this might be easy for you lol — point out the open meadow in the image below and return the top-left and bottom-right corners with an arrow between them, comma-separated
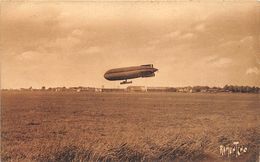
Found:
1,91 -> 260,162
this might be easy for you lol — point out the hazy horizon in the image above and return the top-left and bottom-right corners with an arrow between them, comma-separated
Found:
2,84 -> 260,90
1,1 -> 260,89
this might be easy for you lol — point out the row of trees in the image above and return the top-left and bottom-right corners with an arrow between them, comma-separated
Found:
188,85 -> 260,93
223,85 -> 260,93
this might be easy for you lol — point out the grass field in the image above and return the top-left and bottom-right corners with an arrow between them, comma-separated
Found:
1,91 -> 260,162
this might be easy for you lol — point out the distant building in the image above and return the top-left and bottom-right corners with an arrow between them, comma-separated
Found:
201,89 -> 207,93
207,88 -> 219,93
177,87 -> 192,93
102,88 -> 125,92
147,87 -> 176,92
68,87 -> 95,92
79,87 -> 95,92
20,87 -> 33,91
47,87 -> 54,91
54,87 -> 67,92
127,86 -> 147,92
68,87 -> 79,92
95,88 -> 102,92
165,87 -> 177,92
189,89 -> 197,93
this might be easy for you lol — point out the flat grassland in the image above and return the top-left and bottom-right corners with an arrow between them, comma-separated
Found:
1,91 -> 260,162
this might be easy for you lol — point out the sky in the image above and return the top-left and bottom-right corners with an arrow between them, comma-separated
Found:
1,1 -> 260,89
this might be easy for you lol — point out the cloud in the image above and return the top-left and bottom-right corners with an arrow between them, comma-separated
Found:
204,56 -> 232,68
16,51 -> 41,61
246,67 -> 260,75
181,33 -> 194,39
257,58 -> 260,65
214,58 -> 232,67
205,55 -> 218,62
195,23 -> 205,32
56,36 -> 80,46
83,46 -> 101,54
149,30 -> 195,47
240,36 -> 253,43
165,31 -> 181,39
71,29 -> 83,37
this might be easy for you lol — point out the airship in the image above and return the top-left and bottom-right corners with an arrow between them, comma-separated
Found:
104,64 -> 158,84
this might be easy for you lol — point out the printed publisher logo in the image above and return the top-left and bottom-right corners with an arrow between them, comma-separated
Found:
219,141 -> 247,158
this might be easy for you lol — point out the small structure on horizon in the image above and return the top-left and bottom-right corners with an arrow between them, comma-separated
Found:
147,87 -> 177,92
101,88 -> 125,92
127,86 -> 147,92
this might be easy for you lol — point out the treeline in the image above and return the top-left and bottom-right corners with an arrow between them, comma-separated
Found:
181,85 -> 260,93
223,85 -> 260,93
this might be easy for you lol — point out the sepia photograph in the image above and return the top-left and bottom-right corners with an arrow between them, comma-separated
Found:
1,0 -> 260,161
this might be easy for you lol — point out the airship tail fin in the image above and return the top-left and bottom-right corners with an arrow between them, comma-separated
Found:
141,64 -> 153,68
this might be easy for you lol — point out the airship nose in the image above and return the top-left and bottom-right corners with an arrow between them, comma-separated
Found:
104,72 -> 109,80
